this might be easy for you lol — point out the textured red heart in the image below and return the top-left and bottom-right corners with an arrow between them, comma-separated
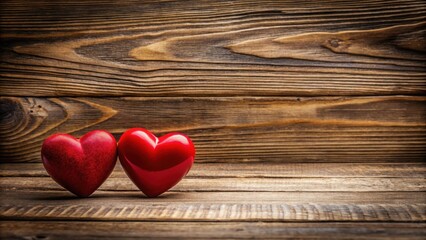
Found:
41,130 -> 117,197
118,128 -> 195,197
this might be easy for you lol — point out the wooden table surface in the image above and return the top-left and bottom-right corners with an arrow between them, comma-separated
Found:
1,0 -> 425,239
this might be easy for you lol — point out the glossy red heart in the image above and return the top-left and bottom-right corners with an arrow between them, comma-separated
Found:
41,130 -> 117,197
118,128 -> 195,197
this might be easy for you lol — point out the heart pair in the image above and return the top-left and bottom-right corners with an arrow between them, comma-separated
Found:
41,128 -> 195,198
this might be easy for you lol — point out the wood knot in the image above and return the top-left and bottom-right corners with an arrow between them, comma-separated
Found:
1,97 -> 25,122
328,38 -> 343,48
0,97 -> 28,139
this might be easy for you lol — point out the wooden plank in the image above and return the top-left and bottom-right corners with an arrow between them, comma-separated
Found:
1,191 -> 424,221
1,0 -> 425,97
2,162 -> 425,178
2,190 -> 423,205
1,176 -> 425,192
1,96 -> 425,163
1,221 -> 426,239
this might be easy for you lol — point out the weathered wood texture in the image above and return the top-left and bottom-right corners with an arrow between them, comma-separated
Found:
3,222 -> 426,240
1,0 -> 426,239
1,163 -> 425,222
3,162 -> 425,178
3,192 -> 424,222
3,161 -> 426,192
0,0 -> 425,97
2,163 -> 426,192
3,176 -> 425,192
1,163 -> 425,221
1,96 -> 425,163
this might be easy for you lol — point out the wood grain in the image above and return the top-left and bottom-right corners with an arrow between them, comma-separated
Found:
228,22 -> 426,65
1,0 -> 426,238
1,96 -> 425,163
1,191 -> 425,222
2,221 -> 426,239
3,176 -> 425,192
1,0 -> 425,97
2,162 -> 425,178
2,190 -> 423,205
1,162 -> 424,222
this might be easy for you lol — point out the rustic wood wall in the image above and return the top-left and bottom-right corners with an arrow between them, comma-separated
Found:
0,0 -> 425,239
1,0 -> 425,163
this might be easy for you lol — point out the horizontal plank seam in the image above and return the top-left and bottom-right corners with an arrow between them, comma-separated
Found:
2,190 -> 424,193
2,219 -> 426,224
3,161 -> 426,164
3,94 -> 426,99
2,176 -> 425,179
1,217 -> 425,223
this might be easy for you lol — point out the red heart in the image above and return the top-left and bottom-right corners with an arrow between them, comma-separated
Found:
41,130 -> 117,197
118,128 -> 195,197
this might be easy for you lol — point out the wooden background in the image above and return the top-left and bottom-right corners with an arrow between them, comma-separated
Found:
0,0 -> 425,239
